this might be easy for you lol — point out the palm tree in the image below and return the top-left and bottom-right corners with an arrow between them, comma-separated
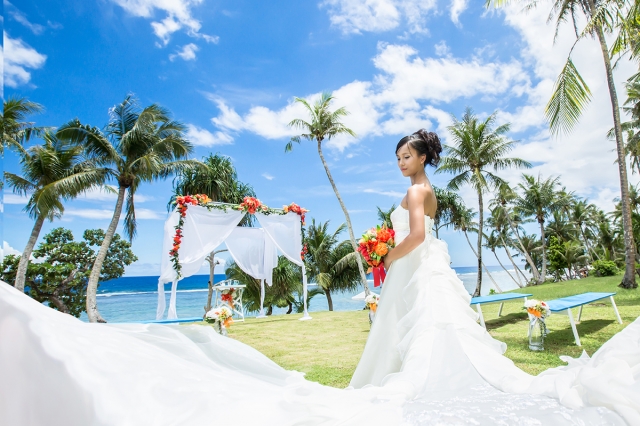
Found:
570,200 -> 600,260
56,95 -> 197,322
376,204 -> 396,229
304,220 -> 360,311
5,132 -> 107,291
487,0 -> 638,289
515,174 -> 571,284
438,108 -> 531,296
484,231 -> 522,287
433,186 -> 464,239
489,185 -> 541,283
1,97 -> 47,154
451,206 -> 502,293
519,231 -> 543,277
227,256 -> 311,315
546,211 -> 575,244
170,153 -> 257,311
486,210 -> 524,287
287,93 -> 370,296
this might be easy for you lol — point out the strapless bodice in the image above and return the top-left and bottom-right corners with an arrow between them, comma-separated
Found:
390,205 -> 434,244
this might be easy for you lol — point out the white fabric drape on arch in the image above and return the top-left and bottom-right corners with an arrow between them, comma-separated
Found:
255,212 -> 310,319
225,227 -> 278,317
157,206 -> 245,320
156,206 -> 309,320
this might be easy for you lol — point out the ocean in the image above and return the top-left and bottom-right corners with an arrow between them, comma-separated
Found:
82,266 -> 529,323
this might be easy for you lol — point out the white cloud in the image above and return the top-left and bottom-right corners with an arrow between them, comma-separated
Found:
262,173 -> 275,180
449,0 -> 468,26
4,32 -> 47,87
434,40 -> 450,57
110,0 -> 218,46
64,208 -> 162,220
3,241 -> 21,257
186,123 -> 233,146
364,188 -> 404,198
77,187 -> 154,203
4,193 -> 29,205
5,1 -> 45,34
320,0 -> 437,35
169,43 -> 199,61
209,42 -> 526,151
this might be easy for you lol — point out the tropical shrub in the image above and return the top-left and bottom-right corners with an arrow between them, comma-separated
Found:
591,260 -> 618,277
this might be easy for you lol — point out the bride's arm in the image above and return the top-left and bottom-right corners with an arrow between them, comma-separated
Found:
384,185 -> 428,268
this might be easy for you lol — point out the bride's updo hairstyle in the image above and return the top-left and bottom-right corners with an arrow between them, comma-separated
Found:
395,129 -> 442,168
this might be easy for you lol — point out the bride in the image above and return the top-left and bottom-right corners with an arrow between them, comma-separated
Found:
1,130 -> 639,425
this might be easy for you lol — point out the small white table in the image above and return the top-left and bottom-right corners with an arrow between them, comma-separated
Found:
213,280 -> 247,322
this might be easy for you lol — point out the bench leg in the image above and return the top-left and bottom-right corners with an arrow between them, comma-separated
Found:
610,296 -> 623,324
578,305 -> 583,322
476,304 -> 486,329
497,302 -> 504,318
567,309 -> 581,346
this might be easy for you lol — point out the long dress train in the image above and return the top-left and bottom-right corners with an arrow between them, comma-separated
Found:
1,205 -> 640,425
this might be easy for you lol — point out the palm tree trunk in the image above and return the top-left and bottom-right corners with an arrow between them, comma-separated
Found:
463,230 -> 501,293
317,140 -> 370,296
580,226 -> 599,261
325,288 -> 333,311
286,302 -> 293,314
14,214 -> 46,292
205,249 -> 227,313
499,235 -> 524,288
86,185 -> 126,323
538,219 -> 547,284
508,220 -> 540,283
474,190 -> 484,297
588,0 -> 637,289
492,249 -> 521,288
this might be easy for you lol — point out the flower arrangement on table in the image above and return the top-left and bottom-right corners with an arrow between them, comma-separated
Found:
365,294 -> 380,313
357,225 -> 395,287
205,306 -> 234,335
523,299 -> 550,350
220,288 -> 236,307
168,194 -> 308,278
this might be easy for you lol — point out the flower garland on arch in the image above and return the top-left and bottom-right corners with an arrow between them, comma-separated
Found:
169,195 -> 308,278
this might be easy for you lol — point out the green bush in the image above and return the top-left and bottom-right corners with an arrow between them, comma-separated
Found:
591,260 -> 618,277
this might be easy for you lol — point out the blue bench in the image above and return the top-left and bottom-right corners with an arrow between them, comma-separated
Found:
132,317 -> 203,324
470,293 -> 533,329
545,292 -> 622,346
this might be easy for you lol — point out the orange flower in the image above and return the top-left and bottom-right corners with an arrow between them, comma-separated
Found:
223,317 -> 233,328
527,308 -> 542,318
370,302 -> 377,313
377,227 -> 392,243
374,243 -> 388,257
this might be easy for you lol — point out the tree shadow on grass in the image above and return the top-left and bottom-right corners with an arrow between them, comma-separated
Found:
546,319 -> 615,344
486,312 -> 528,330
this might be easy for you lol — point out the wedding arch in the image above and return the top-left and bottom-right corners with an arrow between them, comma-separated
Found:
156,195 -> 311,321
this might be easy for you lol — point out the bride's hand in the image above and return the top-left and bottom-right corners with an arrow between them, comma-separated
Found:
383,255 -> 393,270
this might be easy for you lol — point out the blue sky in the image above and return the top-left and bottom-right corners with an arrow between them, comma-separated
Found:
4,0 -> 639,276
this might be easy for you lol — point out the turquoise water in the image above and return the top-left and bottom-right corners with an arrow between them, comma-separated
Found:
83,266 -> 527,323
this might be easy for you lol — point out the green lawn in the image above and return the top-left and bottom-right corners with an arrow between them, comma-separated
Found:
198,274 -> 640,388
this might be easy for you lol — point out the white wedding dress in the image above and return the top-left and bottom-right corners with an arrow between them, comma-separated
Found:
1,205 -> 640,425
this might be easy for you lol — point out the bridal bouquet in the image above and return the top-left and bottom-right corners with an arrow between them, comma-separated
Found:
358,225 -> 395,287
205,306 -> 234,335
365,294 -> 380,313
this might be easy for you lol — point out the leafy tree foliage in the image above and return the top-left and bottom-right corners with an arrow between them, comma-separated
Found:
1,228 -> 137,317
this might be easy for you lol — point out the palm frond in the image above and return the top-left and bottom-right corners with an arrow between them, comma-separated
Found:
545,57 -> 592,136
